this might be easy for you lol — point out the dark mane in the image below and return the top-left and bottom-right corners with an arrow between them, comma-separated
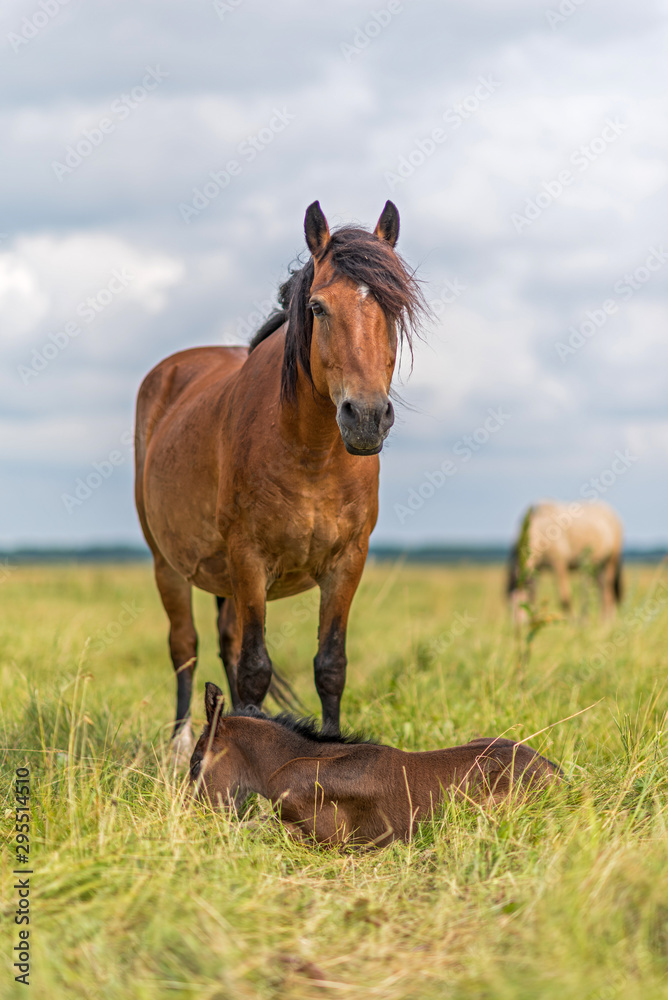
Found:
226,704 -> 380,746
248,225 -> 427,402
247,270 -> 298,352
247,310 -> 287,349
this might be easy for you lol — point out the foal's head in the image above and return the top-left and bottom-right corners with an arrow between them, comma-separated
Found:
255,202 -> 426,455
189,683 -> 253,810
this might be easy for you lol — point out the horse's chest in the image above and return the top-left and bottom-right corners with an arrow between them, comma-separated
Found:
265,495 -> 356,559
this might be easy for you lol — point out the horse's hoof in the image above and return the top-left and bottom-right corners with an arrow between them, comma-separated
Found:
171,720 -> 194,767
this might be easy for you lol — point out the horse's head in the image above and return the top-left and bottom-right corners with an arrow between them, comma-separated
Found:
189,682 -> 249,811
290,201 -> 423,455
507,507 -> 538,622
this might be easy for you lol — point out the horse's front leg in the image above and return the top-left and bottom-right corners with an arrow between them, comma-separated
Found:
230,553 -> 272,709
314,549 -> 367,732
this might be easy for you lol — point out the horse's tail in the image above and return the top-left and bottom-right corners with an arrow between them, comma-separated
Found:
613,557 -> 623,604
267,670 -> 308,714
215,597 -> 306,714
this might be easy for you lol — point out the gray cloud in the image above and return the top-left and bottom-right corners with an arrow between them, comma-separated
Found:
1,0 -> 667,546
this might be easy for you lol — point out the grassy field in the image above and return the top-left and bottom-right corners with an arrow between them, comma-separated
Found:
1,560 -> 667,999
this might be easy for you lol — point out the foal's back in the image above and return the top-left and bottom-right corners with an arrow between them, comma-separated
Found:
270,735 -> 561,845
394,736 -> 559,811
425,736 -> 559,798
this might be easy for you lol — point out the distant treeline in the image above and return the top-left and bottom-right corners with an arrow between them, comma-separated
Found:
369,546 -> 668,565
0,546 -> 152,564
1,544 -> 666,565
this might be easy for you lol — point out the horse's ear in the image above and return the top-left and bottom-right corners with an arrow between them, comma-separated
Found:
304,201 -> 330,257
204,682 -> 225,730
374,200 -> 400,247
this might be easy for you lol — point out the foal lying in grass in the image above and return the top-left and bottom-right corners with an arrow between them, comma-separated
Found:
190,682 -> 561,846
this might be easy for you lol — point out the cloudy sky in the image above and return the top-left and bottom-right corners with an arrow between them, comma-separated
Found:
1,0 -> 667,548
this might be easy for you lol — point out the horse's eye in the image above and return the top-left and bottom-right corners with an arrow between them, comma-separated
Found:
310,301 -> 325,318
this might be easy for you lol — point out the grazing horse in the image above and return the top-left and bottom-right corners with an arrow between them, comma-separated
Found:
135,201 -> 425,757
507,500 -> 623,618
190,682 -> 562,846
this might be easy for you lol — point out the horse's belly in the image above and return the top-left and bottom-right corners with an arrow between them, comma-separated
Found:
143,460 -> 233,592
267,573 -> 317,600
187,552 -> 233,595
180,562 -> 315,601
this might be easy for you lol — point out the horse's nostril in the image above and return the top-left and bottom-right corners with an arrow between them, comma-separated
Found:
339,399 -> 359,427
382,400 -> 395,429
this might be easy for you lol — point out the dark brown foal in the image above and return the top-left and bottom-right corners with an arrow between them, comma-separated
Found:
191,683 -> 562,847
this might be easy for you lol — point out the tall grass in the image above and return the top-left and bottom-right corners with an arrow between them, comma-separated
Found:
1,562 -> 667,998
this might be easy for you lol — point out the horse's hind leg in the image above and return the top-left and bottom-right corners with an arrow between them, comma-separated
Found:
216,597 -> 241,708
554,561 -> 572,614
597,559 -> 617,619
216,596 -> 302,713
228,550 -> 272,708
154,555 -> 198,760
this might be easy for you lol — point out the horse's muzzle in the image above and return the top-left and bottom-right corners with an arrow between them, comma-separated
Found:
337,396 -> 395,455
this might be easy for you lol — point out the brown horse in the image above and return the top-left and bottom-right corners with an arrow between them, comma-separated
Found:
507,500 -> 624,619
135,201 -> 425,757
191,683 -> 562,846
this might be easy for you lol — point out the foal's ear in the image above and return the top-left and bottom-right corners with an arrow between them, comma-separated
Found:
374,200 -> 400,247
304,201 -> 331,257
204,682 -> 225,729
